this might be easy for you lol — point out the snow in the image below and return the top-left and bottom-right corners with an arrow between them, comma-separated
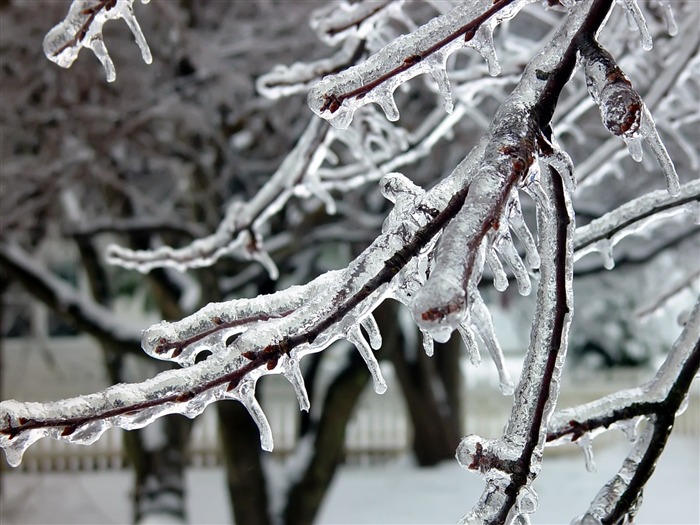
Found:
1,435 -> 697,524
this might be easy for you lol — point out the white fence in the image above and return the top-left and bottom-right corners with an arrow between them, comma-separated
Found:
6,371 -> 699,473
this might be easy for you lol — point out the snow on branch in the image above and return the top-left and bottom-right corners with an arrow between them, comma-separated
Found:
43,0 -> 152,82
0,242 -> 143,352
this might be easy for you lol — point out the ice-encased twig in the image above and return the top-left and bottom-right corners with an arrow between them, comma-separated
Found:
581,39 -> 680,195
43,0 -> 152,83
547,294 -> 700,447
308,0 -> 534,128
574,179 -> 700,267
457,165 -> 575,525
106,117 -> 329,276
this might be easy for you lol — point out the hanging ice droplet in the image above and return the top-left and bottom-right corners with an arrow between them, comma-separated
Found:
421,330 -> 434,357
347,327 -> 387,394
676,392 -> 690,416
594,239 -> 615,270
577,434 -> 597,472
377,92 -> 400,122
623,135 -> 643,162
283,358 -> 310,412
517,486 -> 539,514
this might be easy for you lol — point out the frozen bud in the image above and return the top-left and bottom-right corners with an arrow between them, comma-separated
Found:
583,43 -> 642,139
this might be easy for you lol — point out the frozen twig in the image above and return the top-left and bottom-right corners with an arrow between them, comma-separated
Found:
43,0 -> 152,82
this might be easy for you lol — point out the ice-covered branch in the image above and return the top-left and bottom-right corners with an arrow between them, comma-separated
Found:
0,242 -> 143,353
105,118 -> 331,277
43,0 -> 152,82
549,298 -> 700,524
547,294 -> 700,446
580,36 -> 680,195
308,0 -> 531,128
457,164 -> 574,525
573,179 -> 700,269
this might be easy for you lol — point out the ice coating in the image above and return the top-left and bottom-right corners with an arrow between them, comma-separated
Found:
107,118 -> 330,275
43,0 -> 151,82
582,41 -> 680,196
548,296 -> 700,448
308,0 -> 534,129
621,0 -> 653,50
309,0 -> 405,47
576,420 -> 655,523
574,179 -> 700,266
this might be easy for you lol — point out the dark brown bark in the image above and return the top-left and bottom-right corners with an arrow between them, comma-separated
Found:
375,301 -> 462,466
283,350 -> 371,525
217,401 -> 273,525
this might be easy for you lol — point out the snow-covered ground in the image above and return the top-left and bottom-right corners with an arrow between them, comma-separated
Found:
2,434 -> 697,524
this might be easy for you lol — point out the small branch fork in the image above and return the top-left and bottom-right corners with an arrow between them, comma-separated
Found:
0,181 -> 471,439
52,0 -> 117,58
546,298 -> 700,524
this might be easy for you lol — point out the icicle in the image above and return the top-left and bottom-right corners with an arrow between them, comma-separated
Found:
469,24 -> 500,76
594,239 -> 615,270
493,231 -> 532,296
87,36 -> 116,82
43,0 -> 152,82
538,135 -> 577,193
621,0 -> 653,50
421,330 -> 435,357
282,358 -> 310,412
347,327 -> 387,394
457,324 -> 481,366
486,248 -> 509,292
614,417 -> 641,442
639,107 -> 681,196
246,243 -> 280,281
657,0 -> 678,36
236,379 -> 274,452
577,433 -> 597,472
361,314 -> 383,350
119,0 -> 152,64
506,194 -> 540,270
428,58 -> 454,114
470,294 -> 514,395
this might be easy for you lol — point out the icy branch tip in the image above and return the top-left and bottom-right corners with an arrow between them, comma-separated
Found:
43,0 -> 152,82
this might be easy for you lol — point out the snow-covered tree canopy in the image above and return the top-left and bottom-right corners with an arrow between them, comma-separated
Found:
1,0 -> 698,523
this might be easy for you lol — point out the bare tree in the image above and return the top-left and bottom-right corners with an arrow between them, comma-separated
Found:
1,1 -> 698,524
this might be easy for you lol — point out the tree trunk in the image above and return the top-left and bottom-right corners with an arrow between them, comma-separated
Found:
283,350 -> 370,525
376,301 -> 462,466
217,401 -> 273,525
